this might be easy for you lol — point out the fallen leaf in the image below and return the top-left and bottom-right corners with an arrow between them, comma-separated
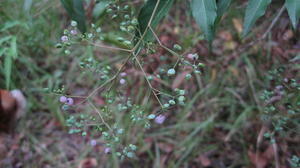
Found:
218,31 -> 233,41
233,19 -> 243,34
78,158 -> 97,168
197,154 -> 211,166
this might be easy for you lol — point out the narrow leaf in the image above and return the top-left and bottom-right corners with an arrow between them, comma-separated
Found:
285,0 -> 300,29
191,0 -> 217,45
92,0 -> 110,19
136,0 -> 174,42
242,0 -> 272,37
0,36 -> 11,45
216,0 -> 232,22
4,50 -> 13,89
61,0 -> 86,33
23,0 -> 33,12
10,36 -> 18,59
0,48 -> 7,58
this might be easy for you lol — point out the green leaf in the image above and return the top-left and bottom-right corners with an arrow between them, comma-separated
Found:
0,36 -> 11,45
285,0 -> 300,29
136,0 -> 174,42
0,48 -> 7,58
23,0 -> 33,12
242,0 -> 272,37
191,0 -> 217,45
0,21 -> 29,32
4,49 -> 13,89
92,0 -> 110,19
10,36 -> 18,59
60,0 -> 86,33
216,0 -> 232,22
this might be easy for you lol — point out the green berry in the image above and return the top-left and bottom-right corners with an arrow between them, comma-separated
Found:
178,96 -> 185,102
163,103 -> 170,108
71,20 -> 77,27
173,44 -> 182,51
179,90 -> 185,95
185,73 -> 192,80
147,114 -> 156,119
167,68 -> 176,76
169,100 -> 176,105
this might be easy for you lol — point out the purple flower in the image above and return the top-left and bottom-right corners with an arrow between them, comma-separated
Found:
61,35 -> 68,42
59,96 -> 67,103
104,147 -> 111,154
187,53 -> 198,60
155,114 -> 166,124
66,97 -> 74,105
275,85 -> 283,90
90,140 -> 97,146
70,30 -> 77,35
120,78 -> 126,85
120,72 -> 127,77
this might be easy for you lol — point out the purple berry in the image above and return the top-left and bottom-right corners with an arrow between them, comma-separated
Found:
120,78 -> 126,84
59,96 -> 67,103
61,35 -> 68,42
90,140 -> 97,146
104,147 -> 111,154
66,98 -> 74,105
155,114 -> 166,124
120,72 -> 127,77
70,30 -> 77,35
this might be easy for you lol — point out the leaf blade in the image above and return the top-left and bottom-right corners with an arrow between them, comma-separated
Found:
242,0 -> 272,37
191,0 -> 217,45
136,0 -> 174,42
285,0 -> 300,29
216,0 -> 232,22
61,0 -> 86,33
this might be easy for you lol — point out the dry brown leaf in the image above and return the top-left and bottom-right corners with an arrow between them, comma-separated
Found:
233,19 -> 243,34
78,158 -> 98,168
157,142 -> 174,153
248,145 -> 274,168
283,29 -> 294,41
197,154 -> 211,167
210,69 -> 217,82
228,66 -> 239,78
218,31 -> 233,41
224,41 -> 237,50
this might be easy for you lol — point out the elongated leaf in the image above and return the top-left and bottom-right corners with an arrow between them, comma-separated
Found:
0,48 -> 7,58
191,0 -> 217,45
0,36 -> 11,45
216,0 -> 232,22
10,36 -> 18,59
136,0 -> 174,42
4,49 -> 13,89
61,0 -> 86,33
285,0 -> 300,29
23,0 -> 32,12
242,0 -> 272,37
92,0 -> 110,19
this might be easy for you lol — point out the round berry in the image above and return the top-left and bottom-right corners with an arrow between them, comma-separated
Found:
59,96 -> 67,103
66,98 -> 74,105
167,68 -> 176,76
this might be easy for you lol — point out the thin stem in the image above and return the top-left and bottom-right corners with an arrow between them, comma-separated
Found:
132,52 -> 164,108
88,100 -> 114,135
131,0 -> 161,52
89,42 -> 132,53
